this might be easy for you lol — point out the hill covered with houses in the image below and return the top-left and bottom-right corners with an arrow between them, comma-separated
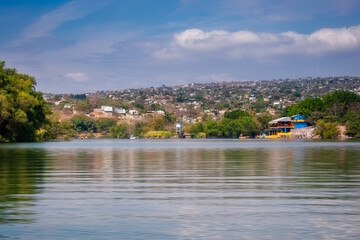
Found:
42,76 -> 360,139
45,76 -> 360,121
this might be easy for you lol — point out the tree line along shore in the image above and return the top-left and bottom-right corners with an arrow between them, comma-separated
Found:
1,61 -> 360,142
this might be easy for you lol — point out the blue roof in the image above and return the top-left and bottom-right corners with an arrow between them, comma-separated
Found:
291,114 -> 307,120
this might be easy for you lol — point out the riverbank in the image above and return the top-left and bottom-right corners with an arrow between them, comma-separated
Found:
63,125 -> 353,140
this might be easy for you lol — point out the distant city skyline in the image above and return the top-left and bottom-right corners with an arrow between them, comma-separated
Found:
1,0 -> 360,93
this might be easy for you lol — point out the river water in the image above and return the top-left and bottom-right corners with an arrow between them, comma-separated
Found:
0,139 -> 360,239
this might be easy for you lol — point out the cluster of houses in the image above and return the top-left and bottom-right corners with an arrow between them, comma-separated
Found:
89,106 -> 166,118
90,106 -> 134,118
44,76 -> 360,124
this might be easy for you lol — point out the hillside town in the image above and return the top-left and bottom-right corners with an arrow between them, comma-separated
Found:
44,76 -> 360,124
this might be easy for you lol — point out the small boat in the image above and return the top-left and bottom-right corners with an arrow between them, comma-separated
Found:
239,135 -> 249,139
130,135 -> 138,140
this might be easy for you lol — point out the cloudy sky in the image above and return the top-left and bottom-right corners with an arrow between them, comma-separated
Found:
1,0 -> 360,93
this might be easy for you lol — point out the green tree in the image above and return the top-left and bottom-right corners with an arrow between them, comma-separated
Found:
71,115 -> 96,132
150,115 -> 166,131
195,93 -> 204,102
286,91 -> 360,121
0,61 -> 51,142
70,94 -> 87,100
75,100 -> 91,113
326,102 -> 346,118
60,119 -> 76,139
224,109 -> 249,119
238,117 -> 259,136
134,122 -> 149,137
255,113 -> 272,130
322,90 -> 360,109
133,103 -> 144,110
316,120 -> 338,139
189,122 -> 205,135
205,120 -> 221,138
219,118 -> 242,138
348,102 -> 360,114
215,103 -> 224,110
307,111 -> 325,125
150,104 -> 161,111
109,124 -> 128,139
164,112 -> 176,124
95,118 -> 116,132
287,97 -> 324,117
344,112 -> 360,138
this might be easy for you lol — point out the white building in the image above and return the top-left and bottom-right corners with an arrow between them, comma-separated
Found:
114,107 -> 126,115
129,109 -> 139,115
155,110 -> 165,115
101,106 -> 113,113
64,104 -> 75,109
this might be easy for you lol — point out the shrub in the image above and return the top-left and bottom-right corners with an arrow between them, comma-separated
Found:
143,131 -> 174,139
195,132 -> 207,138
316,120 -> 338,139
344,112 -> 360,138
95,118 -> 116,132
71,115 -> 96,132
109,124 -> 128,139
189,122 -> 205,135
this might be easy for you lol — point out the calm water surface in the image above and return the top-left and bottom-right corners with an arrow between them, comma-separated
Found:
1,139 -> 360,239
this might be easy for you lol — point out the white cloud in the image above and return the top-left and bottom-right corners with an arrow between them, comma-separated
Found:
174,29 -> 263,50
65,72 -> 89,82
156,25 -> 360,60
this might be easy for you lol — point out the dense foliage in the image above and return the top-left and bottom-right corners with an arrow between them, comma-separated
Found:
316,120 -> 338,139
109,124 -> 128,139
224,109 -> 250,119
183,109 -> 264,138
143,131 -> 174,138
285,90 -> 360,138
61,113 -> 175,139
286,91 -> 360,118
0,62 -> 50,142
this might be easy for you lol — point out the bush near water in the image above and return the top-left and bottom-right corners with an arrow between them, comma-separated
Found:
143,131 -> 174,139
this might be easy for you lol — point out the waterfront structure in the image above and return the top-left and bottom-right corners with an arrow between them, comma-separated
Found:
263,115 -> 308,138
292,114 -> 308,129
176,123 -> 184,138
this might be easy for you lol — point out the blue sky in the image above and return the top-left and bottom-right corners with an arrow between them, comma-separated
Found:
1,0 -> 360,93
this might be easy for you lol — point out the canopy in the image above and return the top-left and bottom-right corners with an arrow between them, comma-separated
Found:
269,117 -> 291,124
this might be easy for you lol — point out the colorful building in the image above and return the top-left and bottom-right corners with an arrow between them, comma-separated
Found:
291,114 -> 308,129
263,115 -> 308,138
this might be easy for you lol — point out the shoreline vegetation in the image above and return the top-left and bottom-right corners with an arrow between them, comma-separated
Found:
1,61 -> 360,142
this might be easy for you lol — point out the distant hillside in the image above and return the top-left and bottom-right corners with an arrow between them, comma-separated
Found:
44,76 -> 360,109
41,77 -> 360,140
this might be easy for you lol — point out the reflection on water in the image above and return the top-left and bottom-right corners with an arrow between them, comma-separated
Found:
0,140 -> 360,239
0,148 -> 46,224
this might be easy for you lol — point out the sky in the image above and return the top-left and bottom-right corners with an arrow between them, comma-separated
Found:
1,0 -> 360,93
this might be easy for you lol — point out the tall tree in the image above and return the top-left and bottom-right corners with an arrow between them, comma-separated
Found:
0,61 -> 50,142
